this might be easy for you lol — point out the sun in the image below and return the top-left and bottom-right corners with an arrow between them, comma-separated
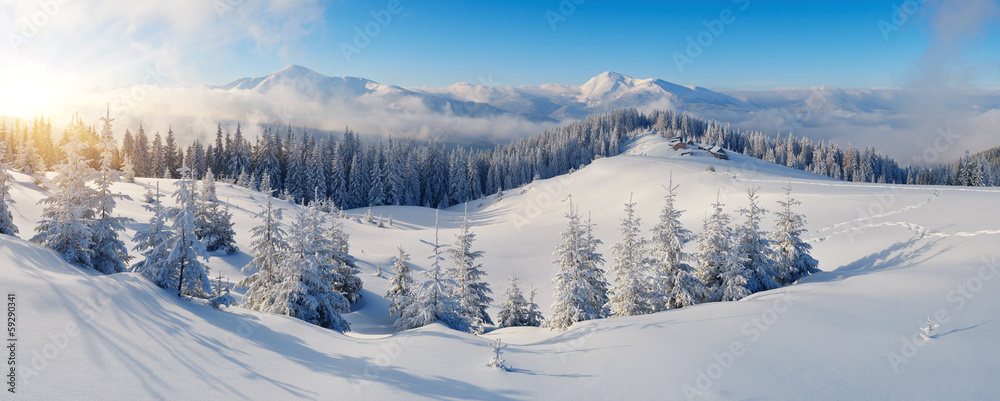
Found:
0,66 -> 82,119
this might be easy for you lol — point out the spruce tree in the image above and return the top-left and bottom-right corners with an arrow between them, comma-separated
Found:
770,181 -> 819,285
549,201 -> 608,330
326,218 -> 363,304
498,274 -> 529,328
607,195 -> 652,317
696,192 -> 734,302
734,187 -> 779,294
32,135 -> 97,267
196,169 -> 238,253
649,178 -> 704,310
90,109 -> 132,274
0,143 -> 18,236
395,211 -> 468,332
447,208 -> 493,330
386,246 -> 415,317
268,203 -> 351,332
239,194 -> 289,312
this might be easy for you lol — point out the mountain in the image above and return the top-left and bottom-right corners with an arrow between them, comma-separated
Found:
216,65 -> 536,122
216,66 -> 756,124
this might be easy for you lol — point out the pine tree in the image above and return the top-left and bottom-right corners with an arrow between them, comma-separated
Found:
196,169 -> 238,253
326,218 -> 363,304
770,181 -> 819,285
549,201 -> 608,330
395,211 -> 468,332
607,195 -> 652,317
90,108 -> 132,274
649,178 -> 704,310
696,192 -> 734,302
0,142 -> 19,236
267,204 -> 351,332
238,193 -> 289,312
447,208 -> 493,331
525,285 -> 544,327
386,246 -> 415,317
135,166 -> 212,297
32,135 -> 97,267
498,274 -> 529,328
734,187 -> 779,294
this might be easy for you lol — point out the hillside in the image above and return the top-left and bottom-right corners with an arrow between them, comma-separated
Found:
4,133 -> 1000,400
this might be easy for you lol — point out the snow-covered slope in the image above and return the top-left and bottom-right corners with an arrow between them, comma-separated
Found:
4,134 -> 1000,399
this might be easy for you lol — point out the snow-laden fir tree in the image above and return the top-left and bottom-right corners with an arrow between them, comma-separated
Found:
132,183 -> 171,275
734,186 -> 779,294
386,246 -> 415,317
696,192 -> 734,302
238,193 -> 288,312
770,181 -> 819,285
718,246 -> 751,302
395,211 -> 468,332
549,201 -> 608,331
0,143 -> 19,237
498,274 -> 541,328
266,203 -> 351,332
121,154 -> 136,183
326,218 -> 363,304
447,208 -> 493,331
90,109 -> 132,274
525,285 -> 544,327
196,169 -> 238,253
649,178 -> 705,310
135,166 -> 212,297
607,195 -> 653,317
32,135 -> 97,267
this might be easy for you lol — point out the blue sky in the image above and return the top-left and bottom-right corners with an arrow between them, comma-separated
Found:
0,0 -> 997,93
225,0 -> 999,89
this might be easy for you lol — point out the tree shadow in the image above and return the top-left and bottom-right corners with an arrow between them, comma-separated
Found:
934,320 -> 993,339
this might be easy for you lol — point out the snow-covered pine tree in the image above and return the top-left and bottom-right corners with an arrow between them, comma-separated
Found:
132,183 -> 172,276
497,274 -> 529,328
196,169 -> 238,253
549,201 -> 608,331
734,186 -> 779,294
770,180 -> 819,285
266,203 -> 351,332
32,134 -> 97,267
696,192 -> 734,302
447,207 -> 493,331
395,211 -> 468,332
649,178 -> 705,310
90,108 -> 132,274
386,246 -> 415,317
156,166 -> 212,297
719,247 -> 751,302
525,285 -> 543,327
326,218 -> 363,304
121,154 -> 136,183
607,195 -> 653,317
238,193 -> 288,311
0,143 -> 19,236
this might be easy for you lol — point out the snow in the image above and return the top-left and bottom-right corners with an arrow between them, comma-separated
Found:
3,133 -> 1000,399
